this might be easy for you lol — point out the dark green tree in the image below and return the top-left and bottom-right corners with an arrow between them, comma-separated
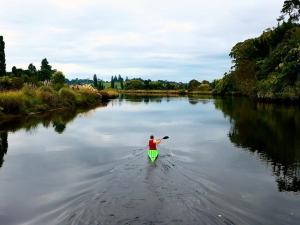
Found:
11,66 -> 17,76
278,0 -> 300,22
93,74 -> 98,88
120,79 -> 124,89
98,80 -> 104,90
188,79 -> 201,91
28,63 -> 37,76
0,36 -> 6,76
0,131 -> 8,168
111,76 -> 115,88
51,71 -> 65,84
118,74 -> 122,82
39,58 -> 53,81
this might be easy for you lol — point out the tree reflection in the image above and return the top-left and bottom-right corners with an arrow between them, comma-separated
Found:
0,132 -> 8,168
0,104 -> 107,169
215,97 -> 300,192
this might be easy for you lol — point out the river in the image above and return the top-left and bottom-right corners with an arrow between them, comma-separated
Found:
0,96 -> 299,225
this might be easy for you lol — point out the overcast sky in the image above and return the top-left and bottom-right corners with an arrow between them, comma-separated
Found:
0,0 -> 283,81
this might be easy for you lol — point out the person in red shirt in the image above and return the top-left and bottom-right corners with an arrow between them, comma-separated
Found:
149,135 -> 161,150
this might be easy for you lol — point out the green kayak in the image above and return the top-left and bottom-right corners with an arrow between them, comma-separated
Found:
148,150 -> 159,162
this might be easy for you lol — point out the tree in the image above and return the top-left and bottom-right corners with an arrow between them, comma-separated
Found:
118,74 -> 122,82
93,74 -> 98,88
111,76 -> 115,88
99,80 -> 105,90
0,36 -> 6,76
12,66 -> 17,76
28,63 -> 37,75
120,79 -> 124,89
125,79 -> 144,89
11,66 -> 24,77
188,79 -> 201,91
0,131 -> 8,168
39,58 -> 53,81
51,71 -> 65,85
278,0 -> 300,22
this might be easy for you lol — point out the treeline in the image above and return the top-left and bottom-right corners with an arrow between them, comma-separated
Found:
67,75 -> 216,93
213,0 -> 300,101
0,36 -> 109,117
124,78 -> 187,90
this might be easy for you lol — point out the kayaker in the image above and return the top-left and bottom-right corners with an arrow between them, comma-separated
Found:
149,135 -> 161,150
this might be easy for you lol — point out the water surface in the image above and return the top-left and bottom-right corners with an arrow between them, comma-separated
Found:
0,96 -> 299,225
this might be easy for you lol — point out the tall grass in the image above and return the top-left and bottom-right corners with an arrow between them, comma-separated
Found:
0,85 -> 103,116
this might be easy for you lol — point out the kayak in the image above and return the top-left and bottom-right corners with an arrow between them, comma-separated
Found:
148,150 -> 159,162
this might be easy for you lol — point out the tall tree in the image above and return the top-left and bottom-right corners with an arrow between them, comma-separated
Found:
118,74 -> 122,82
93,74 -> 98,88
120,79 -> 124,89
0,131 -> 8,168
39,58 -> 52,81
111,76 -> 115,88
98,80 -> 104,90
0,36 -> 6,76
12,66 -> 17,76
28,63 -> 37,76
278,0 -> 300,22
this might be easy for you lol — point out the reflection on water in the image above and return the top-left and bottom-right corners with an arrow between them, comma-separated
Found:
215,97 -> 300,192
0,132 -> 8,168
0,105 -> 106,169
0,96 -> 299,225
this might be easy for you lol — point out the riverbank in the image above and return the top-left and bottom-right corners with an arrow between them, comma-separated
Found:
119,89 -> 213,96
0,86 -> 118,120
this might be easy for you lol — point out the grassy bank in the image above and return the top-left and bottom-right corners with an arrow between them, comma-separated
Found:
99,88 -> 119,100
119,89 -> 213,96
0,85 -> 105,118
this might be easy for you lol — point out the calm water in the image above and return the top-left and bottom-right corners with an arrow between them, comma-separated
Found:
0,96 -> 299,225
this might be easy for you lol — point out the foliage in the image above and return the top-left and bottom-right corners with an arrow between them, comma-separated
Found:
0,36 -> 5,76
215,1 -> 300,101
0,91 -> 24,114
0,85 -> 103,116
188,80 -> 201,91
59,88 -> 76,106
278,0 -> 300,22
39,58 -> 54,81
124,78 -> 187,90
51,71 -> 65,90
0,76 -> 24,90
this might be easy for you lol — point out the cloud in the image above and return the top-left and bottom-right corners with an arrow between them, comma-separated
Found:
0,0 -> 284,81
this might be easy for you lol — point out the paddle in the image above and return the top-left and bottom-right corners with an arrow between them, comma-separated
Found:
161,136 -> 169,140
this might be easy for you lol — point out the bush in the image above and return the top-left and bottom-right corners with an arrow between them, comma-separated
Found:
198,84 -> 211,91
0,76 -> 24,90
59,88 -> 76,106
0,91 -> 25,114
38,86 -> 60,107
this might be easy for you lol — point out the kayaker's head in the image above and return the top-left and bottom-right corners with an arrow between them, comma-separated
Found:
150,135 -> 154,139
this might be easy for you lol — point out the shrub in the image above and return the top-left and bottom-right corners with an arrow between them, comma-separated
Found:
59,87 -> 76,106
0,91 -> 25,114
35,86 -> 60,107
198,84 -> 211,91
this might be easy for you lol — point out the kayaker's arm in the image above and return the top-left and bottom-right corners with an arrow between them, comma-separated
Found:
154,139 -> 161,144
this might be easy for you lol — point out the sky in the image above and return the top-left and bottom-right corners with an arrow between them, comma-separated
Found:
0,0 -> 284,82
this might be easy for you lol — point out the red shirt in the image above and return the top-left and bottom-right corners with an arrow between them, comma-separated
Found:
149,139 -> 157,150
